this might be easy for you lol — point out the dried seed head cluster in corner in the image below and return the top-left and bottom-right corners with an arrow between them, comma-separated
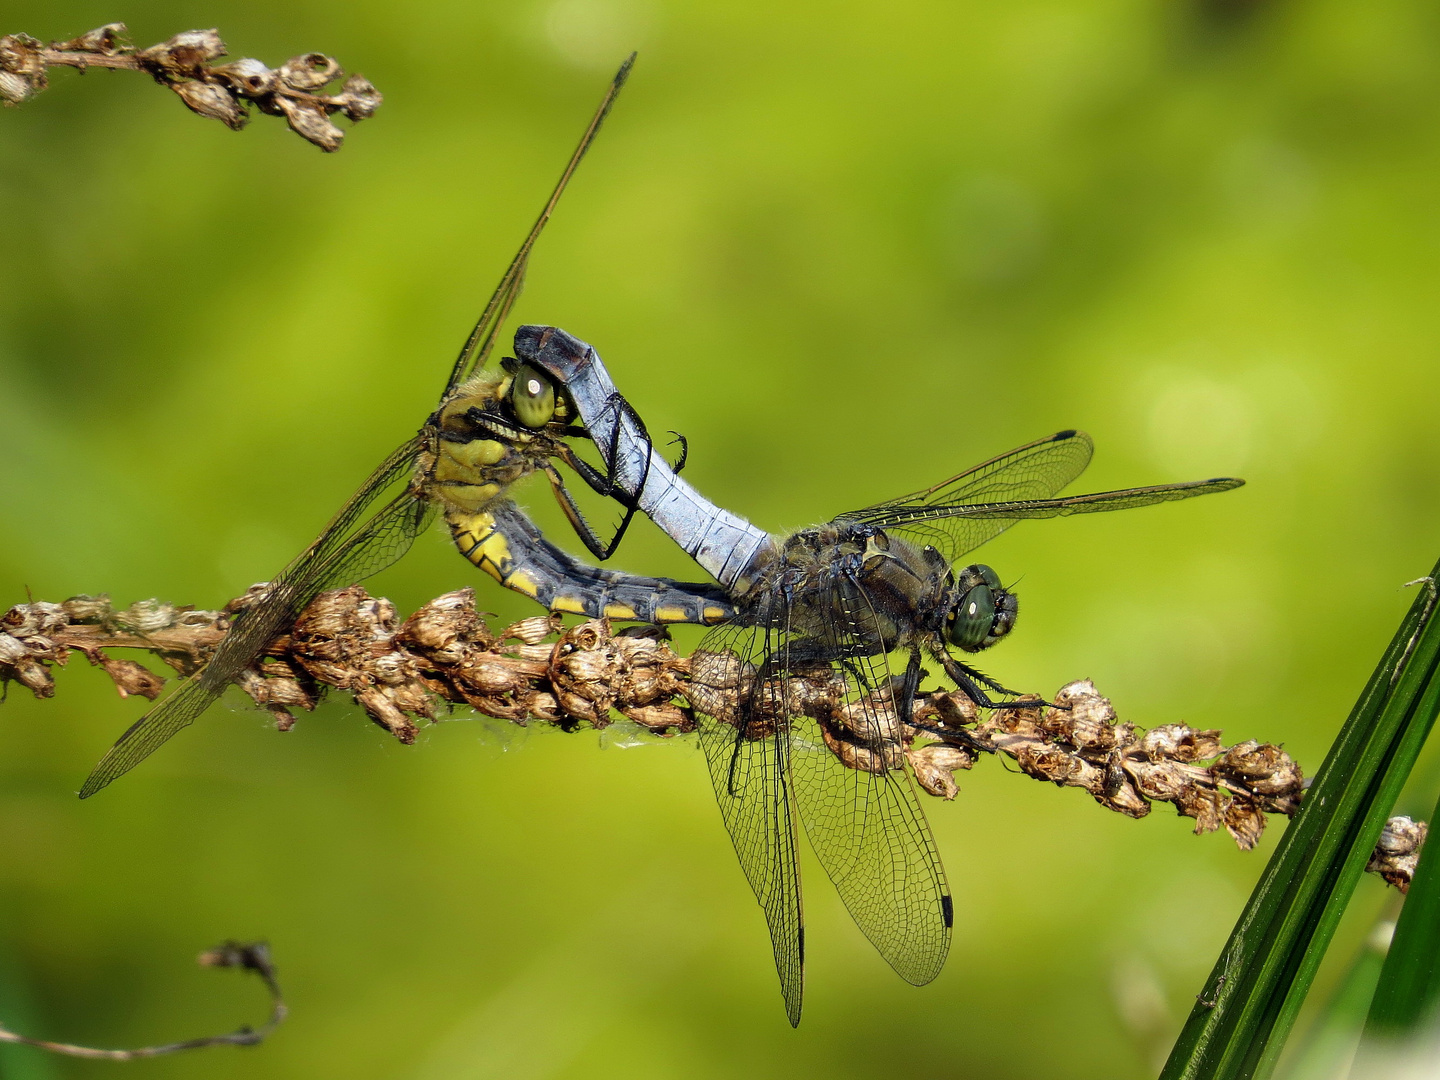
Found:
0,23 -> 380,150
0,587 -> 1420,889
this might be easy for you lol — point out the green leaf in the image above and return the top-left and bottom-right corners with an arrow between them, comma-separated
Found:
1159,567 -> 1440,1080
1280,924 -> 1389,1080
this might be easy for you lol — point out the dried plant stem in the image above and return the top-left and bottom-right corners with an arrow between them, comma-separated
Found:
0,942 -> 284,1060
0,24 -> 380,150
1,586 -> 1424,888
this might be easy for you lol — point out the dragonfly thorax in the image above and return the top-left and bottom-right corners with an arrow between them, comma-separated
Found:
426,368 -> 572,515
750,523 -> 945,654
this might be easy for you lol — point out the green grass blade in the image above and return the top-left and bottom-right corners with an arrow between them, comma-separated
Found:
1363,786 -> 1440,1035
1280,924 -> 1389,1080
1158,564 -> 1440,1080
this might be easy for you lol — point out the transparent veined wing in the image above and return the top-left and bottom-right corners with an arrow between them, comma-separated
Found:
443,55 -> 635,397
691,568 -> 954,1024
841,430 -> 1242,563
690,605 -> 805,1026
78,55 -> 641,798
785,561 -> 951,989
79,435 -> 432,798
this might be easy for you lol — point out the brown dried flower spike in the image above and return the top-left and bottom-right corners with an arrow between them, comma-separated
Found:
0,23 -> 380,150
0,587 -> 1425,891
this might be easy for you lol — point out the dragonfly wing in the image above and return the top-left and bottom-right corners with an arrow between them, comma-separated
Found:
691,613 -> 805,1026
444,56 -> 635,396
841,430 -> 1093,560
847,477 -> 1245,564
79,57 -> 639,798
79,436 -> 431,798
850,430 -> 1094,516
786,570 -> 951,986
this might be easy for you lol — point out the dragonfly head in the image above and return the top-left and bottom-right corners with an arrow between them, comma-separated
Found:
944,564 -> 1017,653
503,358 -> 559,429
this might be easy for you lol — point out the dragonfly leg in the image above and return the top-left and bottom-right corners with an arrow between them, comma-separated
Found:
542,462 -> 636,561
464,407 -> 525,442
899,646 -> 992,751
552,441 -> 635,505
894,649 -> 924,723
934,650 -> 1036,711
556,397 -> 658,510
666,430 -> 688,473
587,391 -> 688,487
906,717 -> 995,755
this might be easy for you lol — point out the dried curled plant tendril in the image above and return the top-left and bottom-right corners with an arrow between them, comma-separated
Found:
0,587 -> 1423,890
0,23 -> 380,150
0,941 -> 284,1060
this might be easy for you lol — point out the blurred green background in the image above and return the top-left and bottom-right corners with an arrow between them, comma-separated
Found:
3,0 -> 1440,1076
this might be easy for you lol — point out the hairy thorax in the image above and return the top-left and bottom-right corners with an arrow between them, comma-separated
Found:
423,369 -> 560,515
743,523 -> 947,654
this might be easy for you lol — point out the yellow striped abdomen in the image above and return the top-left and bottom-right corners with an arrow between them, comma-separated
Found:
447,502 -> 738,626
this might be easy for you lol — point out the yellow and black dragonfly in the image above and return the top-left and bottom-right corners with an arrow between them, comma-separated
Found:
515,325 -> 1244,1025
80,58 -> 732,799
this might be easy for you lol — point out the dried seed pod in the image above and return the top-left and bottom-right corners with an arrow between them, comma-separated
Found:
1175,784 -> 1225,835
1140,723 -> 1224,762
336,73 -> 381,121
55,24 -> 126,54
911,687 -> 980,734
111,599 -> 183,634
211,57 -> 276,97
1097,775 -> 1151,819
277,52 -> 339,90
170,80 -> 247,129
0,33 -> 47,103
1220,740 -> 1304,798
398,589 -> 493,661
0,632 -> 56,696
137,29 -> 226,80
832,685 -> 903,744
60,594 -> 112,621
1014,742 -> 1088,786
503,615 -> 561,645
1223,795 -> 1266,851
1368,816 -> 1429,893
2,600 -> 69,637
1130,758 -> 1193,803
0,70 -> 36,103
622,701 -> 692,732
100,658 -> 166,700
909,742 -> 977,799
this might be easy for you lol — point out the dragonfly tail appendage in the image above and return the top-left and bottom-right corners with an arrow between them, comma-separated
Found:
515,325 -> 774,593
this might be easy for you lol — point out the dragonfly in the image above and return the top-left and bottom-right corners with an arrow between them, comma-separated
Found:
78,57 -> 734,800
514,324 -> 1244,1025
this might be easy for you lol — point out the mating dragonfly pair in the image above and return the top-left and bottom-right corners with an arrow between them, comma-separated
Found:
79,59 -> 1243,1025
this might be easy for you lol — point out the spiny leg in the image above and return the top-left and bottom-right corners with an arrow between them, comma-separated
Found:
542,460 -> 637,561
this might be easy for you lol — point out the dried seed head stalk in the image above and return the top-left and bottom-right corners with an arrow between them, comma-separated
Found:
0,587 -> 1422,889
0,23 -> 380,150
0,939 -> 284,1059
908,680 -> 1305,852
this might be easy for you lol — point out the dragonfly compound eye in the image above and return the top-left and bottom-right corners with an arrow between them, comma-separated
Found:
508,362 -> 556,429
946,563 -> 1017,652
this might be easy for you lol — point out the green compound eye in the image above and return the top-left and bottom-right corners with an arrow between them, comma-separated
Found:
946,563 -> 1015,652
948,581 -> 997,651
509,363 -> 556,429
